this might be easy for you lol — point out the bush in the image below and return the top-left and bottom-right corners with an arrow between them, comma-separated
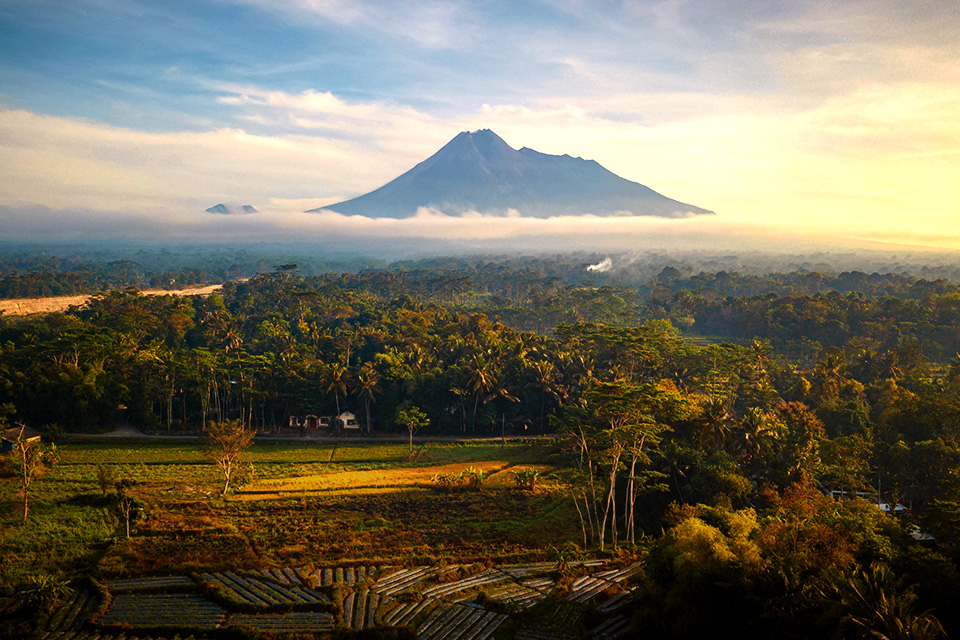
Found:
512,468 -> 540,492
431,467 -> 485,493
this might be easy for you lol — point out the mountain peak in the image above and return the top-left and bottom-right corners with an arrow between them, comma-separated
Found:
206,203 -> 258,215
308,130 -> 712,219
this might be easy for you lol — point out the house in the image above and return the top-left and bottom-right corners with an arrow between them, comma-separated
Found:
290,415 -> 330,430
1,425 -> 42,453
336,412 -> 359,432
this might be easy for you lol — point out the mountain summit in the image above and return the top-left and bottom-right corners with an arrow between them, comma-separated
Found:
308,129 -> 712,218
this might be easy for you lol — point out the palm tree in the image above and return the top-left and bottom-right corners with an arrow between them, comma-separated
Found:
527,359 -> 562,431
836,564 -> 944,640
697,396 -> 734,453
467,353 -> 497,429
322,362 -> 349,416
356,362 -> 380,433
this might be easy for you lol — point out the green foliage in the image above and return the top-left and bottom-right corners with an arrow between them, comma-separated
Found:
95,463 -> 116,496
830,563 -> 945,640
395,405 -> 429,455
431,466 -> 485,493
512,468 -> 540,491
17,574 -> 72,611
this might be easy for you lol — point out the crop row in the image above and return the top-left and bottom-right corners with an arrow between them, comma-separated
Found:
340,589 -> 382,630
372,566 -> 449,596
413,559 -> 607,602
103,576 -> 194,592
252,567 -> 308,585
45,589 -> 96,632
590,614 -> 632,639
421,569 -> 507,599
378,597 -> 441,627
565,562 -> 642,604
312,564 -> 381,587
416,604 -> 508,640
228,611 -> 335,631
98,593 -> 226,628
462,576 -> 555,610
595,590 -> 634,614
498,559 -> 604,578
202,571 -> 329,606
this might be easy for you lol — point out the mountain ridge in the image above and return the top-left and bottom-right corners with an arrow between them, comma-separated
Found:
308,130 -> 712,219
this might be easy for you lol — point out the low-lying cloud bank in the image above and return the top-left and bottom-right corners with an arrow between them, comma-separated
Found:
2,204 -> 957,256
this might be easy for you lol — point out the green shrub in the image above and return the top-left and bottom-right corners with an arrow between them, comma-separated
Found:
512,468 -> 540,492
431,467 -> 485,493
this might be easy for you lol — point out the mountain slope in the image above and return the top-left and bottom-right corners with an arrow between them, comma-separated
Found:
206,204 -> 258,215
308,130 -> 712,219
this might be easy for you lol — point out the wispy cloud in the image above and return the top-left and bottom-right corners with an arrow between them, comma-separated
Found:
229,0 -> 479,50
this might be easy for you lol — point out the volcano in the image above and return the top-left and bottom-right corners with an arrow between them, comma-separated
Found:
308,129 -> 712,219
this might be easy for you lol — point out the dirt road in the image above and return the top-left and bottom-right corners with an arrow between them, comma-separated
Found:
0,284 -> 225,316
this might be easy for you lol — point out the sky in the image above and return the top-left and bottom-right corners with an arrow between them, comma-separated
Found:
1,0 -> 958,251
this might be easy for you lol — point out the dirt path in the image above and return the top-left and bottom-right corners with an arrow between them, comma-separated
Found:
0,283 -> 225,316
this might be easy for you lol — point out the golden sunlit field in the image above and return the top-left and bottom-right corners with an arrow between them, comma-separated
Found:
237,461 -> 553,498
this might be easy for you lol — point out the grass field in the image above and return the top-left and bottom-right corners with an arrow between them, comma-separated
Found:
0,439 -> 577,593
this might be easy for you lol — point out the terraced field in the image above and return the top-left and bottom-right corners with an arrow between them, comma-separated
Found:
44,559 -> 640,639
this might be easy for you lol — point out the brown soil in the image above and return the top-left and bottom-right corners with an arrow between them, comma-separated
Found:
0,284 -> 225,316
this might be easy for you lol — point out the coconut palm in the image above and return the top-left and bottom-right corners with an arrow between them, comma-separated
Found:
322,362 -> 349,416
356,362 -> 380,433
836,564 -> 944,640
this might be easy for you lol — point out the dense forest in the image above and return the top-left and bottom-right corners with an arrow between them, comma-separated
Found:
3,257 -> 960,637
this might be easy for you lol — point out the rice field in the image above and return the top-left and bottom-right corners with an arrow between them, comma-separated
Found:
1,438 -> 629,638
39,558 -> 642,639
238,460 -> 515,497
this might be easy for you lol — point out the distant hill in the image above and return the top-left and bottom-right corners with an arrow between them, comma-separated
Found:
206,204 -> 258,215
308,129 -> 712,219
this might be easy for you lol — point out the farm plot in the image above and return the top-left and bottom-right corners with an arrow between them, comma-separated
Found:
420,561 -> 563,601
513,603 -> 583,640
464,576 -> 555,610
228,611 -> 335,632
416,603 -> 509,640
377,597 -> 442,628
340,589 -> 382,630
372,566 -> 456,597
595,589 -> 635,614
424,560 -> 604,609
312,564 -> 381,587
565,563 -> 642,604
98,593 -> 226,628
590,614 -> 633,639
43,589 -> 97,633
254,566 -> 309,585
104,575 -> 194,592
200,571 -> 330,606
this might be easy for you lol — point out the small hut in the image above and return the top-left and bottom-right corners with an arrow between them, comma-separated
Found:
1,425 -> 42,453
336,412 -> 359,432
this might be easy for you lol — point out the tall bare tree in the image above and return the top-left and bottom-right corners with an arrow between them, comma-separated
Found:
205,419 -> 255,495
